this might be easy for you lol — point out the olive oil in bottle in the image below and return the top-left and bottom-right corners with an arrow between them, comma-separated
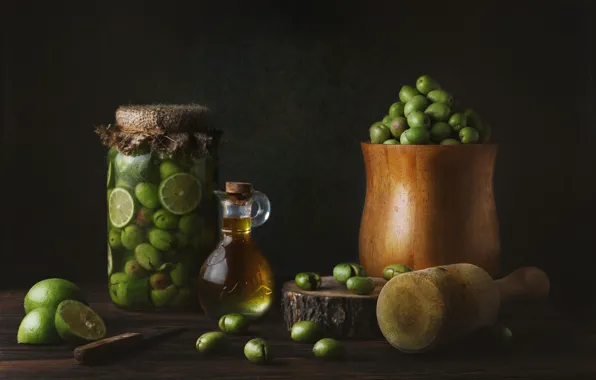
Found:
198,182 -> 274,320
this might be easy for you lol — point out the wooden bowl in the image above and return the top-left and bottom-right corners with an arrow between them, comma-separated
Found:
359,143 -> 500,278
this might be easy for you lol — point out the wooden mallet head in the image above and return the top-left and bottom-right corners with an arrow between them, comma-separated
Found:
376,263 -> 549,353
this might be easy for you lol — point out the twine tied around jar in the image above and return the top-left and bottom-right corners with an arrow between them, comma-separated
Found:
95,104 -> 223,156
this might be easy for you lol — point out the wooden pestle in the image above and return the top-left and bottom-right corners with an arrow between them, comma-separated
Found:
376,263 -> 549,353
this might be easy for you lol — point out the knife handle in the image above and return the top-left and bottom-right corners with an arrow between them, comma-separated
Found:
74,332 -> 145,364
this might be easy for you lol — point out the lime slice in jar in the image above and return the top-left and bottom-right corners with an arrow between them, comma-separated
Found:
158,173 -> 202,215
107,245 -> 113,276
109,188 -> 136,228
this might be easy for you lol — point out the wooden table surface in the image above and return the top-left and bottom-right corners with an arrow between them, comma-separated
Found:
0,284 -> 594,380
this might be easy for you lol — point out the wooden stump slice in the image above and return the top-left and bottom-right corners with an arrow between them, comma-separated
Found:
282,276 -> 386,339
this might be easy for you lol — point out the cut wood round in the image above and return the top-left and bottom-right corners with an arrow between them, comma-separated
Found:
282,276 -> 386,339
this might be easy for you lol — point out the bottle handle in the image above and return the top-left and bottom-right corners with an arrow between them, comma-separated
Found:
251,191 -> 271,228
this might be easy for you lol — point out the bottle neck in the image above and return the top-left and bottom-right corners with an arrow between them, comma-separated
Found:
219,194 -> 254,238
222,217 -> 252,239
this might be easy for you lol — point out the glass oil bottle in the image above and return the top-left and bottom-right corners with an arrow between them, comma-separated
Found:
198,182 -> 274,320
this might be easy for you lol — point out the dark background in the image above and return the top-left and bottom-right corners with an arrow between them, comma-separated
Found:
2,1 -> 594,312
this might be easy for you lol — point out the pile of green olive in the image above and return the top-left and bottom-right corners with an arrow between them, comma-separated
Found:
369,75 -> 491,145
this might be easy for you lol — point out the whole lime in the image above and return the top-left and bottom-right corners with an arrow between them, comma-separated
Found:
17,307 -> 61,344
24,278 -> 84,314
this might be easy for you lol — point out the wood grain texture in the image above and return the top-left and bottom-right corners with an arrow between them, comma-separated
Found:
359,143 -> 500,278
282,276 -> 385,339
0,283 -> 594,379
377,264 -> 501,353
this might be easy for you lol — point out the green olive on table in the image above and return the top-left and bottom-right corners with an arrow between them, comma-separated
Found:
219,313 -> 249,334
244,338 -> 272,364
459,127 -> 480,144
404,95 -> 429,116
398,85 -> 420,103
333,263 -> 366,284
291,321 -> 324,343
346,276 -> 374,295
196,331 -> 230,355
313,338 -> 346,359
416,75 -> 441,95
382,264 -> 413,281
295,272 -> 322,291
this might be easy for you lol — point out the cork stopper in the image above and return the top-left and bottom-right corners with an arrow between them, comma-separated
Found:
226,182 -> 253,195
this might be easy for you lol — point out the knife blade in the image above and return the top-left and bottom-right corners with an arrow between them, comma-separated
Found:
74,326 -> 187,365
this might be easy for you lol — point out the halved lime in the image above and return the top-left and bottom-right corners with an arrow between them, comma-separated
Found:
54,300 -> 107,343
158,173 -> 202,215
109,188 -> 136,228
